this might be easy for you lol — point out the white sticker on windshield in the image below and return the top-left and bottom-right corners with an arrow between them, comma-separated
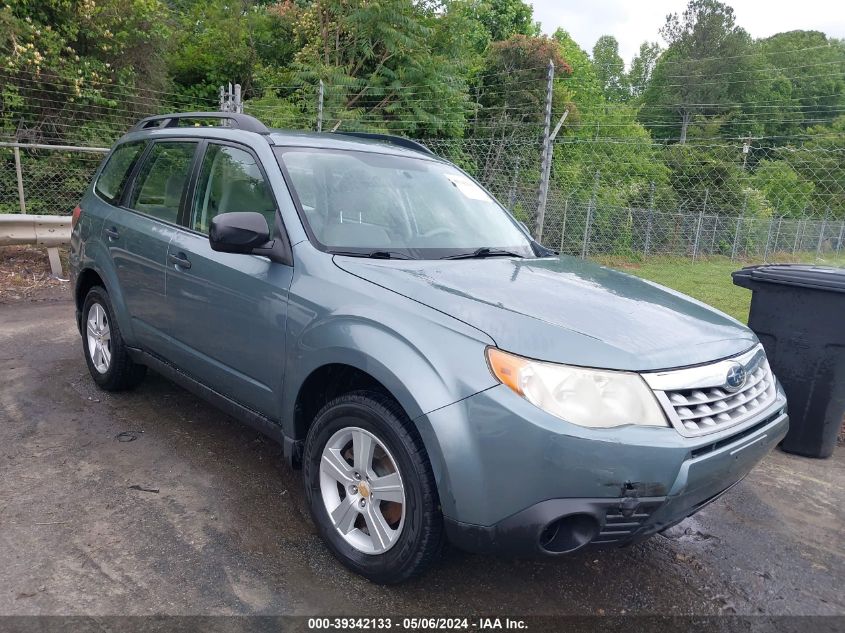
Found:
445,173 -> 488,201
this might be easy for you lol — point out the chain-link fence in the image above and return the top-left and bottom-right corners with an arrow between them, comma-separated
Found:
3,91 -> 844,261
3,137 -> 844,261
1,142 -> 106,216
427,137 -> 845,259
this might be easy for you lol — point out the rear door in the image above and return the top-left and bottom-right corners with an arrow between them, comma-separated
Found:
164,141 -> 292,419
103,139 -> 198,354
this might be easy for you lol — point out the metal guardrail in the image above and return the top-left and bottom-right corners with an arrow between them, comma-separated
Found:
0,214 -> 71,277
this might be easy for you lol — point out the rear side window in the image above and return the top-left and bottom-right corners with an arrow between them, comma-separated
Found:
128,141 -> 196,223
94,142 -> 144,204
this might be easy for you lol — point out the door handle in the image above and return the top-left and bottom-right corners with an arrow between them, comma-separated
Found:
168,252 -> 192,270
104,226 -> 119,240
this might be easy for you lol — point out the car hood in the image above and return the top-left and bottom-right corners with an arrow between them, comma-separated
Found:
334,255 -> 757,372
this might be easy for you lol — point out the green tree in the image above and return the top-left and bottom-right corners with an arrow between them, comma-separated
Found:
641,0 -> 764,143
592,35 -> 628,102
752,160 -> 814,217
759,31 -> 845,136
1,0 -> 172,143
793,115 -> 845,217
626,41 -> 661,99
167,0 -> 289,104
289,0 -> 473,137
468,0 -> 539,42
552,29 -> 603,108
476,35 -> 571,133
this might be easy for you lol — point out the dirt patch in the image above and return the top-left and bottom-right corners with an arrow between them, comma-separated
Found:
0,245 -> 70,303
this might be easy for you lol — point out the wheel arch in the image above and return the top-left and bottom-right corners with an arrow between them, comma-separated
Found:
73,264 -> 135,344
289,355 -> 432,441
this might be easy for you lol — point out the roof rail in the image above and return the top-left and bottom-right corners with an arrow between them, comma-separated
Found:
130,112 -> 270,135
332,131 -> 434,155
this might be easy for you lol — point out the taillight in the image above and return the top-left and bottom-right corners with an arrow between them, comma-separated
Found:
72,205 -> 82,229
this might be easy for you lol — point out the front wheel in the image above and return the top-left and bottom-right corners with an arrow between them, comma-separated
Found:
303,391 -> 443,584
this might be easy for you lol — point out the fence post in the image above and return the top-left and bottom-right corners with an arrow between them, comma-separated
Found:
508,156 -> 521,211
763,218 -> 773,262
234,83 -> 243,113
731,192 -> 747,261
837,220 -> 845,253
817,210 -> 829,254
731,214 -> 742,261
534,59 -> 555,242
581,171 -> 599,259
709,215 -> 719,254
692,188 -> 708,261
13,145 -> 26,213
317,80 -> 324,132
692,211 -> 703,261
559,197 -> 569,254
644,180 -> 655,255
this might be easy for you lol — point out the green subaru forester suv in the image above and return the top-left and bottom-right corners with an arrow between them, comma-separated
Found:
70,112 -> 788,583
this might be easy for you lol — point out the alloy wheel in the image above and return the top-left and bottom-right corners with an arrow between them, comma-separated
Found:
319,426 -> 406,555
86,303 -> 112,374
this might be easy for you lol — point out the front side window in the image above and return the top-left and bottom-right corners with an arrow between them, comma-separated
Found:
95,142 -> 145,204
128,141 -> 196,223
275,148 -> 534,259
191,144 -> 276,236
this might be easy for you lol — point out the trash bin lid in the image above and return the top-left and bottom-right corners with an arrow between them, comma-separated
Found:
733,264 -> 845,293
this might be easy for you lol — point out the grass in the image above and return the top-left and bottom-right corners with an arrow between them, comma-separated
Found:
595,252 -> 845,323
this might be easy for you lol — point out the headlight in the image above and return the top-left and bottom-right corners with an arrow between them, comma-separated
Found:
486,348 -> 668,428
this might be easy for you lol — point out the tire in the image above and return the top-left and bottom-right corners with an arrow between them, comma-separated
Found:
81,286 -> 146,391
303,391 -> 444,584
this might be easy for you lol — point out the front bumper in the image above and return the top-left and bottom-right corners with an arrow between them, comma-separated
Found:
417,384 -> 787,556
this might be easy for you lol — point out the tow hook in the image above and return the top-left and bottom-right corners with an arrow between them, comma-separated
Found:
619,482 -> 641,518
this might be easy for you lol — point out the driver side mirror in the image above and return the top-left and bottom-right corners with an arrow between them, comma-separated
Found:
209,212 -> 272,254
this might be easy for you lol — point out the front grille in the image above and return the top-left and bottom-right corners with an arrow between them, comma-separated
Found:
665,357 -> 776,433
643,345 -> 781,438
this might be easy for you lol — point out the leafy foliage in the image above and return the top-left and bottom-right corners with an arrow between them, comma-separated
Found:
2,0 -> 845,226
592,36 -> 627,103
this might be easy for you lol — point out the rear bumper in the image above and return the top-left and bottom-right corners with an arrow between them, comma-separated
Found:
442,409 -> 788,555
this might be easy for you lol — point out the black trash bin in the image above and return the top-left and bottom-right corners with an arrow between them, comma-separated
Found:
732,264 -> 845,458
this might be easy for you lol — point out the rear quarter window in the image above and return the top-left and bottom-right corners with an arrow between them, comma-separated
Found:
94,142 -> 145,204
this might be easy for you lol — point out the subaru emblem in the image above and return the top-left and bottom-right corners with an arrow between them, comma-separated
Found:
725,363 -> 747,392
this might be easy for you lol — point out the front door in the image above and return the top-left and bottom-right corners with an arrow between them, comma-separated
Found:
105,140 -> 197,354
165,142 -> 292,419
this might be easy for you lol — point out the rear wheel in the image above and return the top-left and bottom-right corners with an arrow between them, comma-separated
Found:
81,286 -> 146,391
303,391 -> 443,584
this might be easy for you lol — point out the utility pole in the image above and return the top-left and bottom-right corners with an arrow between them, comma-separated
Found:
219,83 -> 242,114
317,80 -> 324,132
742,135 -> 750,169
535,59 -> 555,242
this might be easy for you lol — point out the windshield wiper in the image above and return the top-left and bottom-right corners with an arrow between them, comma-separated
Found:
331,250 -> 414,260
441,248 -> 525,260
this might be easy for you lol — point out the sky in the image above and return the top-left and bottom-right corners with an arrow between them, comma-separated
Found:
530,0 -> 845,67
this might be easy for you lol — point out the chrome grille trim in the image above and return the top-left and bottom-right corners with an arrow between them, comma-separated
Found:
642,345 -> 780,437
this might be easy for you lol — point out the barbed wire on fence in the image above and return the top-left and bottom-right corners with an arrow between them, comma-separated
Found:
2,71 -> 844,262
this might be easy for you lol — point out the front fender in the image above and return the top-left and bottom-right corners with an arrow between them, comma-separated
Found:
282,307 -> 496,426
282,248 -> 499,489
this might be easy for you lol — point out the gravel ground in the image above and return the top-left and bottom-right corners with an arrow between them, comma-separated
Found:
0,291 -> 843,618
0,246 -> 68,303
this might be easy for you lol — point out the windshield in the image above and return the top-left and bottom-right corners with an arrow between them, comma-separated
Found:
275,147 -> 535,259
